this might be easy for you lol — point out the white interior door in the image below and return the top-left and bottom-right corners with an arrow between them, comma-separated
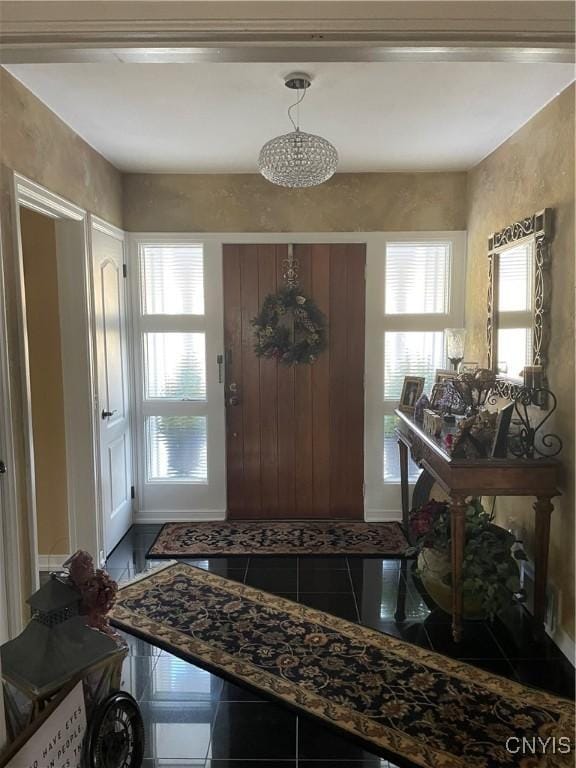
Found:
91,219 -> 133,555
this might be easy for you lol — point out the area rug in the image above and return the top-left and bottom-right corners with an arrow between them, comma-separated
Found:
146,520 -> 409,558
110,562 -> 574,768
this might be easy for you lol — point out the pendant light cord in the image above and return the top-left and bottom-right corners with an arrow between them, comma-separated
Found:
288,87 -> 307,132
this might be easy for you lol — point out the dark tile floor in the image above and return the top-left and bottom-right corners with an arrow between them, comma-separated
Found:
106,524 -> 575,768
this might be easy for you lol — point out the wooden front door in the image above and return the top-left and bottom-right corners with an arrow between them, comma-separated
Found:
223,243 -> 366,519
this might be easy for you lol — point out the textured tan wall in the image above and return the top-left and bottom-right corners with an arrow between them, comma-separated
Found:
0,66 -> 123,622
20,209 -> 70,556
123,171 -> 467,232
465,84 -> 575,642
0,67 -> 122,226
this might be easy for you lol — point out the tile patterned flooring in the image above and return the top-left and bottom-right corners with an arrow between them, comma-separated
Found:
106,524 -> 575,768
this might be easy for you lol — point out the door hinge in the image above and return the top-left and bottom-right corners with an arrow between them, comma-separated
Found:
130,485 -> 135,499
122,263 -> 127,278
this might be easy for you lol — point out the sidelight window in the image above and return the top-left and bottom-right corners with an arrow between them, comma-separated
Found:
130,235 -> 226,517
137,243 -> 208,485
382,239 -> 465,483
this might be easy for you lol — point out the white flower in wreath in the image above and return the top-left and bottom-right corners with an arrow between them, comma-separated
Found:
265,326 -> 274,336
296,295 -> 307,305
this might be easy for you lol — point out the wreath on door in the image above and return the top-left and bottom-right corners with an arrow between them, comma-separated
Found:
252,285 -> 327,366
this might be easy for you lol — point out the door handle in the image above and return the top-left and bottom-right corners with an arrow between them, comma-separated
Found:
228,396 -> 240,407
101,409 -> 118,420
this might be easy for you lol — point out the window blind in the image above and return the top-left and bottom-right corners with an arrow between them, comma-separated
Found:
497,327 -> 532,377
385,243 -> 450,314
383,415 -> 421,483
146,415 -> 208,483
498,242 -> 533,313
144,332 -> 206,401
141,245 -> 205,315
384,331 -> 445,401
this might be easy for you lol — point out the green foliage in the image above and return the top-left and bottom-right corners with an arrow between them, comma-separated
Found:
412,498 -> 527,620
252,286 -> 327,366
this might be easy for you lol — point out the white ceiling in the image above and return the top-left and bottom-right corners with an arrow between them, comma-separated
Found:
6,62 -> 574,173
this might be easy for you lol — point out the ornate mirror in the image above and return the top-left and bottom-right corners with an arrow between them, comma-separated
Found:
487,209 -> 551,382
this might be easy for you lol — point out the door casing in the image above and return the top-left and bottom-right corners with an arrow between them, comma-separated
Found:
7,174 -> 106,603
125,231 -> 463,523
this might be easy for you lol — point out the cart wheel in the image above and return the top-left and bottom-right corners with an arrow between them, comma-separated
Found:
83,691 -> 144,768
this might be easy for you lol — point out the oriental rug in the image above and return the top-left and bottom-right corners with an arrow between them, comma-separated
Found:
110,562 -> 574,768
146,520 -> 409,558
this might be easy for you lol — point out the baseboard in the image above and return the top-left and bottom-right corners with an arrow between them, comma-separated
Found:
549,624 -> 576,667
134,510 -> 227,524
137,509 -> 403,524
364,509 -> 402,522
38,554 -> 71,571
520,559 -> 575,667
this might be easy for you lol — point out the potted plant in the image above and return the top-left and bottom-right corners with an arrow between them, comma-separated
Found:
407,498 -> 527,620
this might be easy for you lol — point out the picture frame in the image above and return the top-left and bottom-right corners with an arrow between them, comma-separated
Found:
459,361 -> 479,374
435,369 -> 456,384
491,402 -> 515,458
429,383 -> 444,409
399,376 -> 425,414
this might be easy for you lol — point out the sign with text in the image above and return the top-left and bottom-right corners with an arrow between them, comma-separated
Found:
6,682 -> 86,768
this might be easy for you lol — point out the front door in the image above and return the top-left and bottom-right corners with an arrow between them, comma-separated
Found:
223,243 -> 366,519
91,220 -> 133,555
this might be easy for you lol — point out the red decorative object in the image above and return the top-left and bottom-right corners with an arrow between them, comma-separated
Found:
408,500 -> 448,542
65,551 -> 118,634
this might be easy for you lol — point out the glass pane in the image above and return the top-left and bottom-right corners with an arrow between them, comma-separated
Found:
146,416 -> 208,482
141,244 -> 204,315
383,415 -> 421,483
144,333 -> 206,401
498,242 -> 533,312
497,327 -> 532,377
384,331 -> 445,401
385,243 -> 449,314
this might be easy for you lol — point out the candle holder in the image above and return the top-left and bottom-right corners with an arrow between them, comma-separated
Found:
445,328 -> 467,372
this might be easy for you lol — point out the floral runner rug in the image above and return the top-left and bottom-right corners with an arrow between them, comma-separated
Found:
146,520 -> 409,558
110,562 -> 574,768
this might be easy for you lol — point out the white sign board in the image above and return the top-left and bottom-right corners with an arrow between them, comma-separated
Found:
6,682 -> 86,768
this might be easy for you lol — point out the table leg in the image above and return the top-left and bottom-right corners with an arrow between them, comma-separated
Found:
450,495 -> 466,642
398,440 -> 410,533
533,496 -> 553,628
395,558 -> 407,623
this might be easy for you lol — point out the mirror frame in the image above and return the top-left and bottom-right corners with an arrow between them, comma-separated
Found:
487,208 -> 552,381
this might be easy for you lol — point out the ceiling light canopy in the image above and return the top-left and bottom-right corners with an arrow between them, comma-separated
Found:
258,73 -> 338,189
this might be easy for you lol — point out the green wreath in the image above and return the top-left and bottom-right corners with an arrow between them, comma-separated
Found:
252,286 -> 327,366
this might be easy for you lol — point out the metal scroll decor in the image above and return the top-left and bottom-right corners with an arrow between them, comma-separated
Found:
487,209 -> 551,375
507,387 -> 562,459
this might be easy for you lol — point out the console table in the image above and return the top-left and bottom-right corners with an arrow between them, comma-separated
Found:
395,409 -> 561,642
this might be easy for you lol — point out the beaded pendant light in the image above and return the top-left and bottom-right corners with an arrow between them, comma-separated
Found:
258,73 -> 338,188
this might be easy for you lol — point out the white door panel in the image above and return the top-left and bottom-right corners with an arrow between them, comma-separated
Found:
92,222 -> 133,554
